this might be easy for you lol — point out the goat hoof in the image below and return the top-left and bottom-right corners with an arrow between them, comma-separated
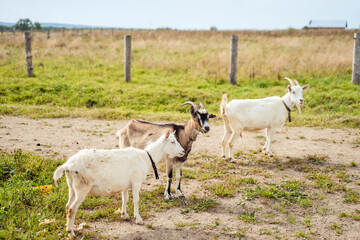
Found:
67,230 -> 75,239
136,218 -> 144,225
176,193 -> 186,199
164,193 -> 173,201
121,213 -> 129,220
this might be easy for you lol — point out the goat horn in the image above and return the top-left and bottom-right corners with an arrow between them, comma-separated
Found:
284,77 -> 295,86
182,101 -> 199,110
293,79 -> 300,85
199,102 -> 205,110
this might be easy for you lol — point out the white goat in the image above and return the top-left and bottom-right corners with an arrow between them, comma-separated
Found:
220,78 -> 310,158
53,130 -> 184,238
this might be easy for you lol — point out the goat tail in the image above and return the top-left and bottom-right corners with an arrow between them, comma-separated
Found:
53,163 -> 68,187
220,94 -> 228,117
220,94 -> 230,132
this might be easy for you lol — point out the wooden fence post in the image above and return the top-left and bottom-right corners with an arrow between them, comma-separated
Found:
229,35 -> 238,85
47,29 -> 50,39
352,33 -> 360,85
124,35 -> 132,82
12,27 -> 15,38
24,31 -> 33,77
62,27 -> 65,37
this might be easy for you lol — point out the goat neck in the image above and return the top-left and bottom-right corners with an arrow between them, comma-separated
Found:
180,118 -> 199,147
281,92 -> 295,110
144,135 -> 166,165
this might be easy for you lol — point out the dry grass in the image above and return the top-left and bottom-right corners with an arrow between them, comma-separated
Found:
1,29 -> 355,80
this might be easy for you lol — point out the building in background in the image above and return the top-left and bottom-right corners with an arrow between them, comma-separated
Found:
307,20 -> 348,29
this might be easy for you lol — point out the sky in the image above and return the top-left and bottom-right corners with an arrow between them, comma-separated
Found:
1,0 -> 360,30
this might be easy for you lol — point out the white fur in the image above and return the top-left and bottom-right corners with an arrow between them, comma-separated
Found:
221,78 -> 309,158
53,131 -> 184,238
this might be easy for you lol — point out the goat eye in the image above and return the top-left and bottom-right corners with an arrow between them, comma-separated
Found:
292,91 -> 295,94
171,141 -> 175,144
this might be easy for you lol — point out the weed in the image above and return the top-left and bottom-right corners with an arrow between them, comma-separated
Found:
343,189 -> 360,203
306,154 -> 327,165
236,229 -> 246,237
339,210 -> 360,221
237,211 -> 257,223
331,223 -> 343,234
296,231 -> 309,239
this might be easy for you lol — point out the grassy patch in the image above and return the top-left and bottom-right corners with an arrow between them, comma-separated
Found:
237,211 -> 257,223
1,30 -> 359,128
206,177 -> 246,197
343,189 -> 360,203
0,150 -> 68,239
339,210 -> 360,221
243,180 -> 307,204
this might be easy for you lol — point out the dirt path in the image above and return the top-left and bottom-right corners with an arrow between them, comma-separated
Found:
1,116 -> 359,239
1,116 -> 358,164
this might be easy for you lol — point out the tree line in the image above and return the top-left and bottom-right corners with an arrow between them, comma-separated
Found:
0,18 -> 42,32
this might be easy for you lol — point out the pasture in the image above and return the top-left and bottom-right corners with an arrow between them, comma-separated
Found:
0,29 -> 360,239
0,29 -> 359,127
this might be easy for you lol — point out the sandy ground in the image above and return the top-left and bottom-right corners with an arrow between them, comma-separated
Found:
1,116 -> 359,239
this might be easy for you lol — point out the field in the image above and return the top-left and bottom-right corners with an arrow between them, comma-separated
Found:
0,29 -> 359,127
0,29 -> 360,239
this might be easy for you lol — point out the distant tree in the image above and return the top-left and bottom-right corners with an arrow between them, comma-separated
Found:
0,25 -> 5,33
14,18 -> 33,31
210,26 -> 218,31
34,22 -> 41,30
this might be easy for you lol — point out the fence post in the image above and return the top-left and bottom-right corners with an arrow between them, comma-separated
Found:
12,27 -> 15,38
229,35 -> 238,85
124,35 -> 132,82
62,27 -> 65,37
47,29 -> 50,39
89,28 -> 92,36
352,33 -> 360,85
24,31 -> 33,77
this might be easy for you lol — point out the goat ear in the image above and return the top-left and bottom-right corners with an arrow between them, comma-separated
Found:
287,85 -> 292,92
165,130 -> 170,139
190,107 -> 197,118
302,84 -> 310,91
209,113 -> 216,118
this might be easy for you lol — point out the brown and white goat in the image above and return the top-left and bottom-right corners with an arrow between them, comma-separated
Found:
116,101 -> 216,200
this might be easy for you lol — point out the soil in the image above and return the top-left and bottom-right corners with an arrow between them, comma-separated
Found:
1,116 -> 359,240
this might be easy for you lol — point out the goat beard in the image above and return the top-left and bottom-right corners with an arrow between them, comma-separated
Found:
296,103 -> 302,114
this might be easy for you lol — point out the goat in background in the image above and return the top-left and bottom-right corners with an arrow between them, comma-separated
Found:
220,77 -> 310,159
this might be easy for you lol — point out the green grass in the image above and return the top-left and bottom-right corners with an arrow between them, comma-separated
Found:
242,181 -> 308,204
0,150 -> 68,239
237,211 -> 257,223
1,30 -> 359,128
